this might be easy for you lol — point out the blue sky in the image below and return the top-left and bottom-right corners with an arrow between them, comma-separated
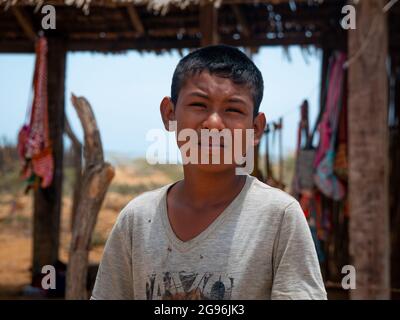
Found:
0,46 -> 321,161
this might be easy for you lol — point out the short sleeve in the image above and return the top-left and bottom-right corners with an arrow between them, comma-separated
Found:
271,201 -> 327,300
90,209 -> 134,300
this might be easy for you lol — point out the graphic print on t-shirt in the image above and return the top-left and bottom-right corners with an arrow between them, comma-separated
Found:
146,271 -> 235,300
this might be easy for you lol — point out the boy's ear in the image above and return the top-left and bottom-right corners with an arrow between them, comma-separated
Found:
160,96 -> 176,131
253,112 -> 266,146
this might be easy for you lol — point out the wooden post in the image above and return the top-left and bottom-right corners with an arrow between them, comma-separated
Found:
66,95 -> 115,300
199,0 -> 219,46
64,117 -> 83,231
32,38 -> 66,281
348,0 -> 390,299
390,54 -> 400,297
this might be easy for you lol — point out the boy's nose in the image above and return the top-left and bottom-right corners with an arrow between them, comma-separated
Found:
201,112 -> 226,131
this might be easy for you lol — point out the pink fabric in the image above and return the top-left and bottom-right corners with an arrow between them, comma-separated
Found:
314,53 -> 346,167
313,52 -> 346,201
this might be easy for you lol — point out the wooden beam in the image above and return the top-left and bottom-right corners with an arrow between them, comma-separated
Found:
126,4 -> 145,36
3,29 -> 198,44
0,39 -> 34,52
11,7 -> 36,41
231,4 -> 250,38
67,38 -> 199,52
348,0 -> 390,299
223,0 -> 310,3
32,38 -> 66,281
4,0 -> 311,7
222,31 -> 345,47
0,29 -> 347,53
199,0 -> 219,46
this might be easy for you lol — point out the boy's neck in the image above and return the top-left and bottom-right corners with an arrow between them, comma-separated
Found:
178,168 -> 247,209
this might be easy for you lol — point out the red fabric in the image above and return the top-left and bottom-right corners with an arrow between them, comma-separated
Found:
17,37 -> 53,189
32,146 -> 53,188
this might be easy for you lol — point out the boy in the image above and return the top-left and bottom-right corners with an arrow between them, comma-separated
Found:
91,45 -> 327,300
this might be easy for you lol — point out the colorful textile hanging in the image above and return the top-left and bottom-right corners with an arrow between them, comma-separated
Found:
17,37 -> 54,192
289,51 -> 350,272
314,52 -> 346,201
334,87 -> 348,182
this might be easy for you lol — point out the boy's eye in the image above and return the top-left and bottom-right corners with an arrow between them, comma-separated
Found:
226,107 -> 243,114
189,102 -> 207,108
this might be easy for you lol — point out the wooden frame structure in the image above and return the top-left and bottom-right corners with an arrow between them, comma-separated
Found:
1,0 -> 349,52
0,0 -> 399,299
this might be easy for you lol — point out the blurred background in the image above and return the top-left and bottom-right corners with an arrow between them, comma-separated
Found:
0,0 -> 399,300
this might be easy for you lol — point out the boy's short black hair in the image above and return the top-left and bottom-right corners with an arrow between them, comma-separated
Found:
171,44 -> 264,117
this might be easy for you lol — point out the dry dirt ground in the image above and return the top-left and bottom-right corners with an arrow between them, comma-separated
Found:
0,162 -> 179,299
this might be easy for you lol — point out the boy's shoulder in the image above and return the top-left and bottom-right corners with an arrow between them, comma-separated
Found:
244,177 -> 305,229
247,176 -> 299,212
117,182 -> 173,220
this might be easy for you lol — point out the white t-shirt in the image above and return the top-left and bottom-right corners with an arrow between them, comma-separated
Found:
91,175 -> 327,300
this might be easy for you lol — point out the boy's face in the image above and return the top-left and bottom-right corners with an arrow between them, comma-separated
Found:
161,71 -> 266,173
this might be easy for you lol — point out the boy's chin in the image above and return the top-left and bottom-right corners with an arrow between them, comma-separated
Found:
189,163 -> 238,174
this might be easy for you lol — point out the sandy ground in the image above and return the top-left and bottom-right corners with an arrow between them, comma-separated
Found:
0,164 -> 175,299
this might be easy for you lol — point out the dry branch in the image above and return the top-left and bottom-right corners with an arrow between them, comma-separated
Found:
65,94 -> 115,300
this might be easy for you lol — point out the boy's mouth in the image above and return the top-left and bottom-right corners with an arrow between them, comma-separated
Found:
198,141 -> 225,148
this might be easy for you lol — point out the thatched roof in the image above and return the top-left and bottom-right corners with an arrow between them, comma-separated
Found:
1,0 -> 397,54
2,0 -> 205,14
1,0 -> 312,14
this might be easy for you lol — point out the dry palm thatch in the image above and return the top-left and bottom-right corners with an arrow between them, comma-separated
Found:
0,0 -> 321,14
3,0 -> 213,14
